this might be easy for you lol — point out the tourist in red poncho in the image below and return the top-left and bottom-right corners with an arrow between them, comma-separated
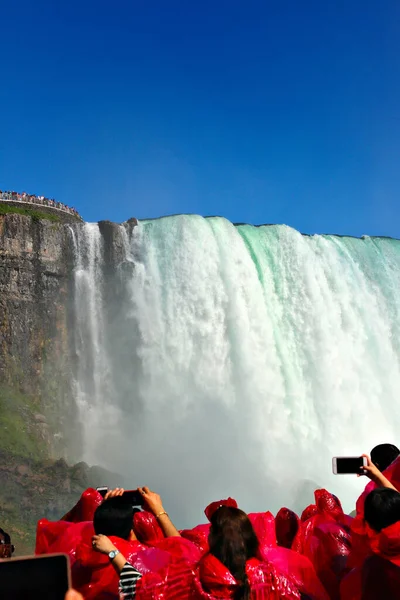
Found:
190,499 -> 329,600
341,487 -> 400,600
291,488 -> 352,600
347,454 -> 399,571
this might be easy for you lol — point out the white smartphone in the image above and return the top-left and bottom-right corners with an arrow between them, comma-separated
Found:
332,456 -> 367,475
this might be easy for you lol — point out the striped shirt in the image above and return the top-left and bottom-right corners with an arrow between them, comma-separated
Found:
119,562 -> 143,600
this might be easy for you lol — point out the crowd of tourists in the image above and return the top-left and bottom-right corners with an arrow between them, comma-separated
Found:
2,443 -> 400,599
0,190 -> 80,217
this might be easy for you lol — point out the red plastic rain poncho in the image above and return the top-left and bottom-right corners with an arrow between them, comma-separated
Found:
190,554 -> 302,600
134,509 -> 165,544
355,455 -> 400,516
181,523 -> 210,555
348,457 -> 400,571
263,547 -> 329,600
275,507 -> 300,549
36,488 -> 102,555
179,499 -> 237,558
73,536 -> 147,599
301,504 -> 319,522
292,489 -> 352,600
341,520 -> 400,600
248,511 -> 277,554
61,488 -> 103,523
36,519 -> 94,567
188,498 -> 327,600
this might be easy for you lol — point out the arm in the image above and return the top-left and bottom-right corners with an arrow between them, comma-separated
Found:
92,534 -> 142,599
138,486 -> 181,537
361,454 -> 399,491
91,534 -> 128,574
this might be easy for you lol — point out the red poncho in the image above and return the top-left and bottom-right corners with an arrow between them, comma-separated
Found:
73,536 -> 147,599
341,521 -> 400,600
275,507 -> 300,549
355,456 -> 400,516
291,489 -> 352,600
191,554 -> 302,600
36,519 -> 94,566
61,488 -> 103,523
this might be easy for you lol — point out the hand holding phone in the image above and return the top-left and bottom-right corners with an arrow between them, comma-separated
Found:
332,456 -> 367,475
96,487 -> 144,506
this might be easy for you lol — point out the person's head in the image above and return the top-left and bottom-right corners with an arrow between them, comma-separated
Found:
208,506 -> 259,600
371,444 -> 400,472
0,528 -> 14,559
93,497 -> 134,540
364,488 -> 400,532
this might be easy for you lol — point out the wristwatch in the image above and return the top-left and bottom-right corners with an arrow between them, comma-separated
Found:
108,549 -> 120,561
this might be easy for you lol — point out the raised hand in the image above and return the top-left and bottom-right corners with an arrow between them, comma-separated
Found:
104,487 -> 125,500
138,486 -> 164,516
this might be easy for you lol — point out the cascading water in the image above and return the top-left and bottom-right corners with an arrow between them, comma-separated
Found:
69,223 -> 119,453
71,216 -> 400,526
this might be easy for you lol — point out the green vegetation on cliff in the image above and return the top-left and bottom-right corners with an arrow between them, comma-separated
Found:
0,203 -> 60,222
0,452 -> 118,555
0,385 -> 47,461
0,386 -> 123,555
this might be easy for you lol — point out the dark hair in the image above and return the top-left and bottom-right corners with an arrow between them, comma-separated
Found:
371,444 -> 400,472
208,506 -> 259,600
93,497 -> 134,539
364,488 -> 400,532
0,528 -> 11,544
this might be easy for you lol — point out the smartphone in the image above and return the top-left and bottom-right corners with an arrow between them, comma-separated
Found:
96,486 -> 108,498
96,487 -> 144,506
332,456 -> 367,474
0,553 -> 70,600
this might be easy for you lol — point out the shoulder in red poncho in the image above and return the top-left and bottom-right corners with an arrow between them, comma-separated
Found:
341,521 -> 400,600
191,554 -> 302,600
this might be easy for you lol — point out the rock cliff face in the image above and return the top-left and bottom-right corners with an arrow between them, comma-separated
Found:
0,211 -> 134,554
0,212 -> 79,459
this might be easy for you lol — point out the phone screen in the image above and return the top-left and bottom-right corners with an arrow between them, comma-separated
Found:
122,490 -> 144,506
96,487 -> 143,506
334,456 -> 364,474
0,553 -> 70,600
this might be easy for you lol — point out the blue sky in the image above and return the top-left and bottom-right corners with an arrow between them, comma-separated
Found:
0,0 -> 399,236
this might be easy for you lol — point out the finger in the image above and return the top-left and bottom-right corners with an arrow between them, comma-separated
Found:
143,486 -> 151,495
107,487 -> 123,498
65,591 -> 84,600
138,487 -> 146,496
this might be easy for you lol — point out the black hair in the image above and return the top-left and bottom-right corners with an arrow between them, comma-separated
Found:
208,506 -> 259,600
0,528 -> 11,544
364,488 -> 400,532
370,444 -> 400,472
93,497 -> 134,540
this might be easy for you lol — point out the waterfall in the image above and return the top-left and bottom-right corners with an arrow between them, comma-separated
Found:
71,216 -> 400,525
70,223 -> 119,458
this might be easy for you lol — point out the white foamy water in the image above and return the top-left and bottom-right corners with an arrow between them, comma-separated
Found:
70,216 -> 400,526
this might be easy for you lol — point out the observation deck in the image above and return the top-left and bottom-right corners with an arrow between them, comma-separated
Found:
0,191 -> 83,223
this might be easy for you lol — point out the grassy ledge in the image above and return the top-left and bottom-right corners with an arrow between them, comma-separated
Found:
0,204 -> 61,223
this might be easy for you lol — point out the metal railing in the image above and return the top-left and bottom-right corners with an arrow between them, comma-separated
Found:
0,192 -> 82,219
